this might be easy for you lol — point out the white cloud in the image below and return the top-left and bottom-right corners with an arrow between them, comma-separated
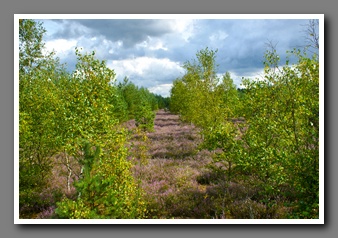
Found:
149,40 -> 168,51
209,30 -> 228,42
108,57 -> 182,75
44,39 -> 77,56
109,57 -> 184,87
135,36 -> 168,51
148,84 -> 173,97
209,30 -> 229,48
168,19 -> 196,42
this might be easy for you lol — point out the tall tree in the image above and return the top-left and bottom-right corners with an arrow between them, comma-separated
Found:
19,19 -> 68,215
170,47 -> 238,130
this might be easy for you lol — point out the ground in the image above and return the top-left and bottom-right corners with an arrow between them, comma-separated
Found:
126,110 -> 225,219
126,110 -> 292,219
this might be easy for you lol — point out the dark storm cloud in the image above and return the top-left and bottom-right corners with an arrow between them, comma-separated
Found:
50,19 -> 174,48
47,19 -> 91,39
184,19 -> 310,75
45,19 -> 311,71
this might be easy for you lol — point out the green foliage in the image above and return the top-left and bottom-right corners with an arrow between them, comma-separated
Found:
79,142 -> 101,179
205,48 -> 319,218
169,79 -> 188,115
19,19 -> 46,74
170,47 -> 239,132
118,78 -> 156,131
242,48 -> 319,199
110,87 -> 129,123
170,48 -> 241,188
170,45 -> 319,218
220,72 -> 241,118
118,77 -> 140,119
155,94 -> 170,109
203,121 -> 241,182
135,102 -> 155,132
19,20 -> 68,212
134,91 -> 156,132
55,137 -> 147,219
52,51 -> 147,218
19,20 -> 148,218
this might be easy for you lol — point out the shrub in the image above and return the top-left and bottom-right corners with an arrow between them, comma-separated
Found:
55,135 -> 147,219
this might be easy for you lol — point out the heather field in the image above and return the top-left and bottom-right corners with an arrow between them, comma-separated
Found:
126,110 -> 291,219
127,110 -> 214,218
20,109 -> 298,219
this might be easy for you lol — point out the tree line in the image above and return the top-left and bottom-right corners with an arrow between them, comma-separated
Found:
169,38 -> 319,218
19,19 -> 168,218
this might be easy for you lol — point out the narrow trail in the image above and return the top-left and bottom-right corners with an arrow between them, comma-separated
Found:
147,110 -> 201,160
129,110 -> 216,219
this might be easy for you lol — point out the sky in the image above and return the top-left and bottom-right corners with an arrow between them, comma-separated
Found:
37,15 -> 319,97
